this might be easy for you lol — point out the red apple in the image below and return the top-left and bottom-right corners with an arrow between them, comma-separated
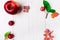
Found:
40,7 -> 45,11
8,34 -> 14,39
4,1 -> 22,15
8,20 -> 15,26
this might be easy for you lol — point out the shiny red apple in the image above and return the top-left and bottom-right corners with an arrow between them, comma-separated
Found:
8,20 -> 15,26
40,6 -> 45,11
4,1 -> 22,15
8,34 -> 14,39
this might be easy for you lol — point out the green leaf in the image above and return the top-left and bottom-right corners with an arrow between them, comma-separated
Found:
49,9 -> 56,13
4,32 -> 11,39
43,1 -> 51,12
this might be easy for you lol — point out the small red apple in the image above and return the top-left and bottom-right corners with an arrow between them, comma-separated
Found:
8,20 -> 15,26
8,34 -> 14,39
40,7 -> 45,11
4,1 -> 22,15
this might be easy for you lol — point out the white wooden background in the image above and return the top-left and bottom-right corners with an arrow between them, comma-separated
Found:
0,0 -> 60,40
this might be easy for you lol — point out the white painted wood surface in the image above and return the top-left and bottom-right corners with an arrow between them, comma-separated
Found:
0,0 -> 60,40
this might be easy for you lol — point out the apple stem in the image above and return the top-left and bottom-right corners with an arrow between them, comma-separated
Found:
45,13 -> 48,19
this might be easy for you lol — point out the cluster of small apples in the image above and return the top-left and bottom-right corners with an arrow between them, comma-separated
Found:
4,20 -> 15,40
4,0 -> 30,40
40,6 -> 59,18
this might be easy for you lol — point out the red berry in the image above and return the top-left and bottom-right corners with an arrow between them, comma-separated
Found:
8,21 -> 15,26
40,7 -> 45,11
4,1 -> 22,15
8,34 -> 14,39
